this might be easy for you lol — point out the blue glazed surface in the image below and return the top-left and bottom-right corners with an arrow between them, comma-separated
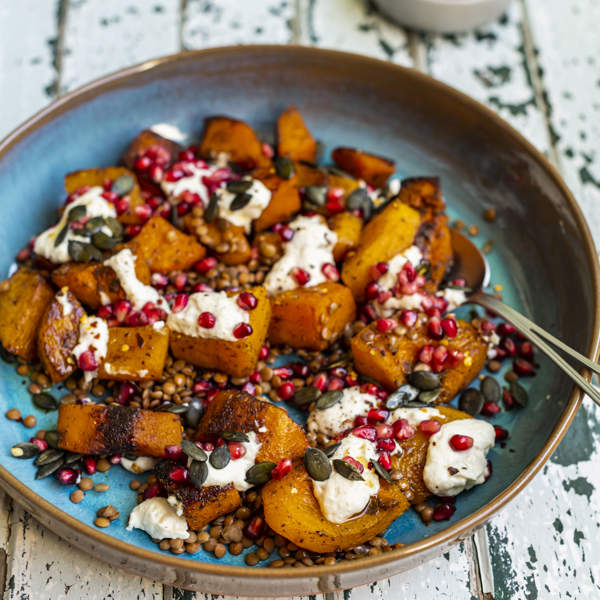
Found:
0,49 -> 593,568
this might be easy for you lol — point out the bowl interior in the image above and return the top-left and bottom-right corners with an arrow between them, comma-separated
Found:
0,48 -> 595,570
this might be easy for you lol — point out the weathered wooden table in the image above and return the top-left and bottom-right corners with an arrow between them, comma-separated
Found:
1,1 -> 598,598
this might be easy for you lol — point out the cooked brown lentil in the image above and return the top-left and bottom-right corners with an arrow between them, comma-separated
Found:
70,490 -> 84,503
95,483 -> 110,492
94,517 -> 110,528
79,477 -> 94,491
5,408 -> 21,421
22,415 -> 37,428
96,458 -> 111,473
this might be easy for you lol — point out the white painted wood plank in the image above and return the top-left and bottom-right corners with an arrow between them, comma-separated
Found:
3,504 -> 162,600
61,0 -> 180,93
302,0 -> 412,66
182,0 -> 295,49
0,0 -> 59,138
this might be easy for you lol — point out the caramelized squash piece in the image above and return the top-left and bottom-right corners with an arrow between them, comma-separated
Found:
397,177 -> 445,217
199,116 -> 270,170
351,320 -> 487,398
330,212 -> 362,262
51,252 -> 151,310
262,462 -> 409,552
341,200 -> 421,301
98,324 -> 169,381
252,167 -> 301,231
0,268 -> 54,361
155,460 -> 241,530
195,390 -> 307,462
293,162 -> 329,188
37,290 -> 85,382
332,147 -> 395,188
277,106 -> 317,163
122,129 -> 181,170
57,403 -> 182,457
328,173 -> 360,198
169,286 -> 271,378
123,215 -> 205,273
269,282 -> 356,351
392,405 -> 471,504
204,220 -> 252,265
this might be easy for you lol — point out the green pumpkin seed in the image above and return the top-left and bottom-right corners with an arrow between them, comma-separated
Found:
112,175 -> 135,197
416,262 -> 431,278
35,460 -> 63,479
407,370 -> 440,391
332,459 -> 364,481
221,431 -> 250,443
189,460 -> 208,487
11,442 -> 40,459
53,224 -> 68,247
184,398 -> 204,428
346,188 -> 372,219
229,192 -> 252,211
34,448 -> 64,466
510,381 -> 528,407
322,443 -> 341,458
68,241 -> 102,263
44,430 -> 59,449
304,185 -> 328,207
371,459 -> 393,483
481,376 -> 501,404
304,448 -> 331,481
403,400 -> 431,409
105,217 -> 123,238
0,344 -> 16,363
458,388 -> 484,416
67,204 -> 87,222
92,232 -> 115,250
64,452 -> 83,464
291,386 -> 321,407
245,461 -> 276,486
32,392 -> 59,412
327,166 -> 355,179
418,388 -> 442,404
386,384 -> 419,409
226,179 -> 253,194
84,216 -> 105,234
314,390 -> 343,411
205,192 -> 220,223
161,403 -> 189,415
209,444 -> 230,469
181,440 -> 208,462
274,156 -> 294,180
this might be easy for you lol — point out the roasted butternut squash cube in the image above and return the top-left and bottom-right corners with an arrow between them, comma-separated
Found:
199,116 -> 270,170
330,212 -> 362,262
328,173 -> 360,198
293,162 -> 329,187
397,177 -> 445,217
332,147 -> 395,188
351,320 -> 487,398
204,220 -> 252,265
97,324 -> 169,381
57,403 -> 182,457
195,390 -> 307,462
122,129 -> 181,170
262,461 -> 409,552
276,106 -> 317,163
155,460 -> 241,530
123,216 -> 205,273
252,167 -> 301,231
269,282 -> 356,351
37,290 -> 85,382
341,200 -> 421,301
169,286 -> 271,377
0,268 -> 54,361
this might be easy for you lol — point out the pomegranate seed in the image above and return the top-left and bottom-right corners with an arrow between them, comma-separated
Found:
271,458 -> 292,480
494,425 -> 509,442
172,272 -> 187,291
447,349 -> 464,367
149,164 -> 164,182
377,290 -> 393,304
277,225 -> 294,242
237,291 -> 258,310
125,224 -> 141,237
261,142 -> 274,158
427,316 -> 443,340
233,323 -> 253,338
501,337 -> 516,356
193,283 -> 212,293
433,502 -> 456,521
114,197 -> 130,215
290,362 -> 310,377
176,202 -> 190,216
327,377 -> 344,391
502,388 -> 515,410
113,299 -> 132,322
96,305 -> 113,319
118,381 -> 137,405
259,345 -> 269,360
418,419 -> 441,436
195,256 -> 217,273
497,323 -> 515,336
142,302 -> 162,324
376,318 -> 397,333
101,190 -> 119,203
518,341 -> 534,360
110,454 -> 122,465
480,319 -> 495,333
400,309 -> 418,328
377,438 -> 396,452
244,516 -> 264,539
367,408 -> 389,422
198,311 -> 216,328
514,358 -> 536,376
126,310 -> 149,327
202,442 -> 215,452
249,370 -> 262,384
327,187 -> 345,201
143,482 -> 162,500
180,190 -> 202,206
321,263 -> 340,281
134,203 -> 152,221
352,426 -> 377,441
228,442 -> 247,459
242,382 -> 256,395
375,423 -> 394,439
169,466 -> 188,482
326,199 -> 345,214
433,345 -> 448,365
83,456 -> 97,475
192,380 -> 211,394
178,149 -> 196,162
342,456 -> 364,473
55,467 -> 80,486
165,445 -> 182,460
172,293 -> 189,313
375,262 -> 389,277
134,156 -> 152,171
312,372 -> 328,391
393,419 -> 415,440
378,452 -> 392,470
78,350 -> 98,372
418,344 -> 434,364
441,317 -> 458,338
291,267 -> 311,286
30,438 -> 48,452
449,434 -> 474,451
401,262 -> 417,283
273,366 -> 293,379
481,401 -> 500,416
278,381 -> 295,400
354,415 -> 369,427
365,281 -> 381,300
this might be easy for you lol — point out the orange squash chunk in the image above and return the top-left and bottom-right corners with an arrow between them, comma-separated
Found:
276,106 -> 317,163
293,162 -> 329,187
262,462 -> 410,552
269,282 -> 356,351
122,129 -> 181,170
330,212 -> 362,262
195,390 -> 307,462
332,147 -> 395,188
397,176 -> 446,217
57,403 -> 182,457
252,167 -> 301,231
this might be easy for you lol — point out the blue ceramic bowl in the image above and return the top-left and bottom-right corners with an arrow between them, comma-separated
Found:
0,47 -> 597,595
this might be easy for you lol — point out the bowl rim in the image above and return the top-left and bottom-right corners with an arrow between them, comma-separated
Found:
0,45 -> 598,588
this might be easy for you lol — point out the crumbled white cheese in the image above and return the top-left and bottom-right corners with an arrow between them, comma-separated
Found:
103,249 -> 168,312
167,494 -> 184,517
213,178 -> 271,233
56,288 -> 73,316
312,435 -> 380,524
202,432 -> 261,492
388,406 -> 442,427
161,162 -> 215,205
423,418 -> 495,497
127,497 -> 189,540
33,187 -> 117,263
438,287 -> 468,311
166,290 -> 249,342
263,215 -> 338,296
307,387 -> 375,439
120,456 -> 157,474
72,316 -> 109,383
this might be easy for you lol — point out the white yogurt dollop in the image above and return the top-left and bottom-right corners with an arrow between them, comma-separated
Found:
423,418 -> 495,497
127,497 -> 189,540
388,406 -> 442,427
213,178 -> 271,233
120,456 -> 157,474
438,287 -> 468,311
56,288 -> 73,316
72,315 -> 109,383
161,162 -> 215,205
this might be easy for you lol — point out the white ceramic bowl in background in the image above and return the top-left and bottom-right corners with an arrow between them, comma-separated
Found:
374,0 -> 512,33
